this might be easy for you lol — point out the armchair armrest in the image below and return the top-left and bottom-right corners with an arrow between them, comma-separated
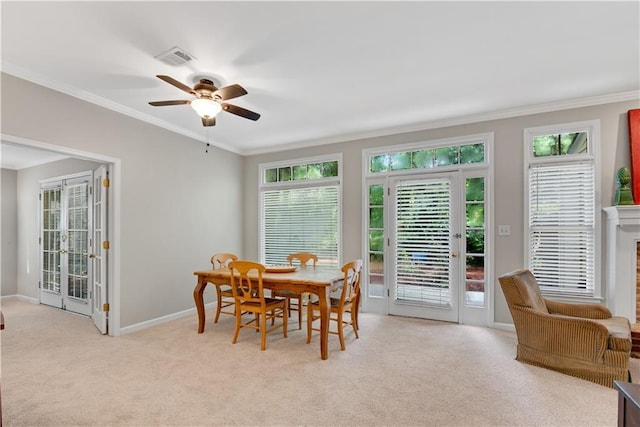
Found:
512,305 -> 610,362
544,298 -> 612,319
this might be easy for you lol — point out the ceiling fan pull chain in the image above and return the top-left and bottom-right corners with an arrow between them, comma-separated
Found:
205,127 -> 209,153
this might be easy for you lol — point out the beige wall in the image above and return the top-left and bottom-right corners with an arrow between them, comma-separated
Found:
244,100 -> 639,325
1,73 -> 244,329
3,70 -> 637,328
1,168 -> 18,296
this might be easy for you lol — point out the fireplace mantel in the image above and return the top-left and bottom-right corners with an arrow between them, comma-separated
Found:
603,206 -> 640,322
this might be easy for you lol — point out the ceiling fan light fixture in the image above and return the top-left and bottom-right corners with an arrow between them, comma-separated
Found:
191,98 -> 222,118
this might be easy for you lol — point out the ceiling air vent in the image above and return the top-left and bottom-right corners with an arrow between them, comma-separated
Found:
154,46 -> 196,66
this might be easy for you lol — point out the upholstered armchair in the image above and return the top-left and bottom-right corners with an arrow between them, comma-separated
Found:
499,269 -> 631,388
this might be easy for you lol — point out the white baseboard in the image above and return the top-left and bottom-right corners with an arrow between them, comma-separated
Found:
493,322 -> 516,332
119,302 -> 216,335
1,294 -> 39,304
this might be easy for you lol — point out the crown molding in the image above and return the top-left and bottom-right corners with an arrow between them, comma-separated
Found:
0,62 -> 241,155
244,90 -> 640,155
3,61 -> 637,157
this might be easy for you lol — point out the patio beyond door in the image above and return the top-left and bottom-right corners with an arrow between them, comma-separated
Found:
389,174 -> 461,322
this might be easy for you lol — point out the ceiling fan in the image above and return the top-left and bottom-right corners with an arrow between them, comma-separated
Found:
148,75 -> 260,127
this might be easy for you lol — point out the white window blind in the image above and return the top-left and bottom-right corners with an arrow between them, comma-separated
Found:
395,179 -> 451,307
262,186 -> 339,267
528,162 -> 595,293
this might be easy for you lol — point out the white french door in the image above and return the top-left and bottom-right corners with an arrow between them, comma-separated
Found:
389,173 -> 461,322
40,173 -> 93,317
91,165 -> 109,334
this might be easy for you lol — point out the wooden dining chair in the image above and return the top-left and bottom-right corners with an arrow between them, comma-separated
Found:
272,252 -> 318,329
210,253 -> 238,323
307,259 -> 362,351
229,260 -> 288,351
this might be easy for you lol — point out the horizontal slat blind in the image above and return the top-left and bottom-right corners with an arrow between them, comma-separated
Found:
263,186 -> 338,267
528,162 -> 595,293
395,179 -> 451,307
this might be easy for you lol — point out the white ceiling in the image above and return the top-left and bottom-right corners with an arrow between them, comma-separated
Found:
1,1 -> 639,162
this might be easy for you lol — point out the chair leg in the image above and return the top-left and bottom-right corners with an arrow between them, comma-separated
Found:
297,296 -> 302,330
351,309 -> 359,339
232,306 -> 241,344
214,287 -> 222,323
337,310 -> 346,351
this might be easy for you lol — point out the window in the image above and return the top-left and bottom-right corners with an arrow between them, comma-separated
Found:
524,121 -> 600,297
260,155 -> 341,267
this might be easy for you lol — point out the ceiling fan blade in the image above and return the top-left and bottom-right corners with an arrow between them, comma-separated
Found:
202,117 -> 216,127
149,100 -> 191,106
222,103 -> 261,121
213,84 -> 248,101
156,75 -> 196,95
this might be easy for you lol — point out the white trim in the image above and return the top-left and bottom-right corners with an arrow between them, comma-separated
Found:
493,322 -> 516,332
243,91 -> 640,156
0,294 -> 39,304
1,62 -> 242,156
120,302 -> 216,335
0,133 -> 123,336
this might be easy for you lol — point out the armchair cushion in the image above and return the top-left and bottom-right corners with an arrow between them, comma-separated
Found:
591,317 -> 632,352
508,269 -> 549,314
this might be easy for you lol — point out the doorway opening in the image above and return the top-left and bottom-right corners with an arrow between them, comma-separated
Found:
2,133 -> 121,335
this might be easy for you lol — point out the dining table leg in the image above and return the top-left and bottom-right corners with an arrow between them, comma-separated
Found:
193,276 -> 208,334
317,286 -> 330,360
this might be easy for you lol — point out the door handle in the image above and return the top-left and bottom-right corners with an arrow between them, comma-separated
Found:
89,253 -> 96,259
59,249 -> 67,254
450,252 -> 458,258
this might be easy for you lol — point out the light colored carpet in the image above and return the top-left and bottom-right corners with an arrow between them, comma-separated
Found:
1,298 -> 638,426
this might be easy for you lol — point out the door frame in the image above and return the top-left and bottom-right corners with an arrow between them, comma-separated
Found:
2,133 -> 122,336
361,133 -> 494,327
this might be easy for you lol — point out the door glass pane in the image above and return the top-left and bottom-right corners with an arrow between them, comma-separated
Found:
368,184 -> 385,298
66,183 -> 89,301
42,187 -> 62,294
465,177 -> 485,307
395,179 -> 451,307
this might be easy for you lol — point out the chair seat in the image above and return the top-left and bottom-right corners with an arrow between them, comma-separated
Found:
219,287 -> 234,297
240,297 -> 285,310
310,298 -> 345,309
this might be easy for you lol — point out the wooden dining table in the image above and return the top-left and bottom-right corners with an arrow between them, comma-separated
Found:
193,266 -> 346,360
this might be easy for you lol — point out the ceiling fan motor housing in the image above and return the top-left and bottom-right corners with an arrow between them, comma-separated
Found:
194,79 -> 218,99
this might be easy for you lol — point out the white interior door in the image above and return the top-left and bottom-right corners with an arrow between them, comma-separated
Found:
389,173 -> 461,322
40,174 -> 93,316
91,165 -> 109,334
